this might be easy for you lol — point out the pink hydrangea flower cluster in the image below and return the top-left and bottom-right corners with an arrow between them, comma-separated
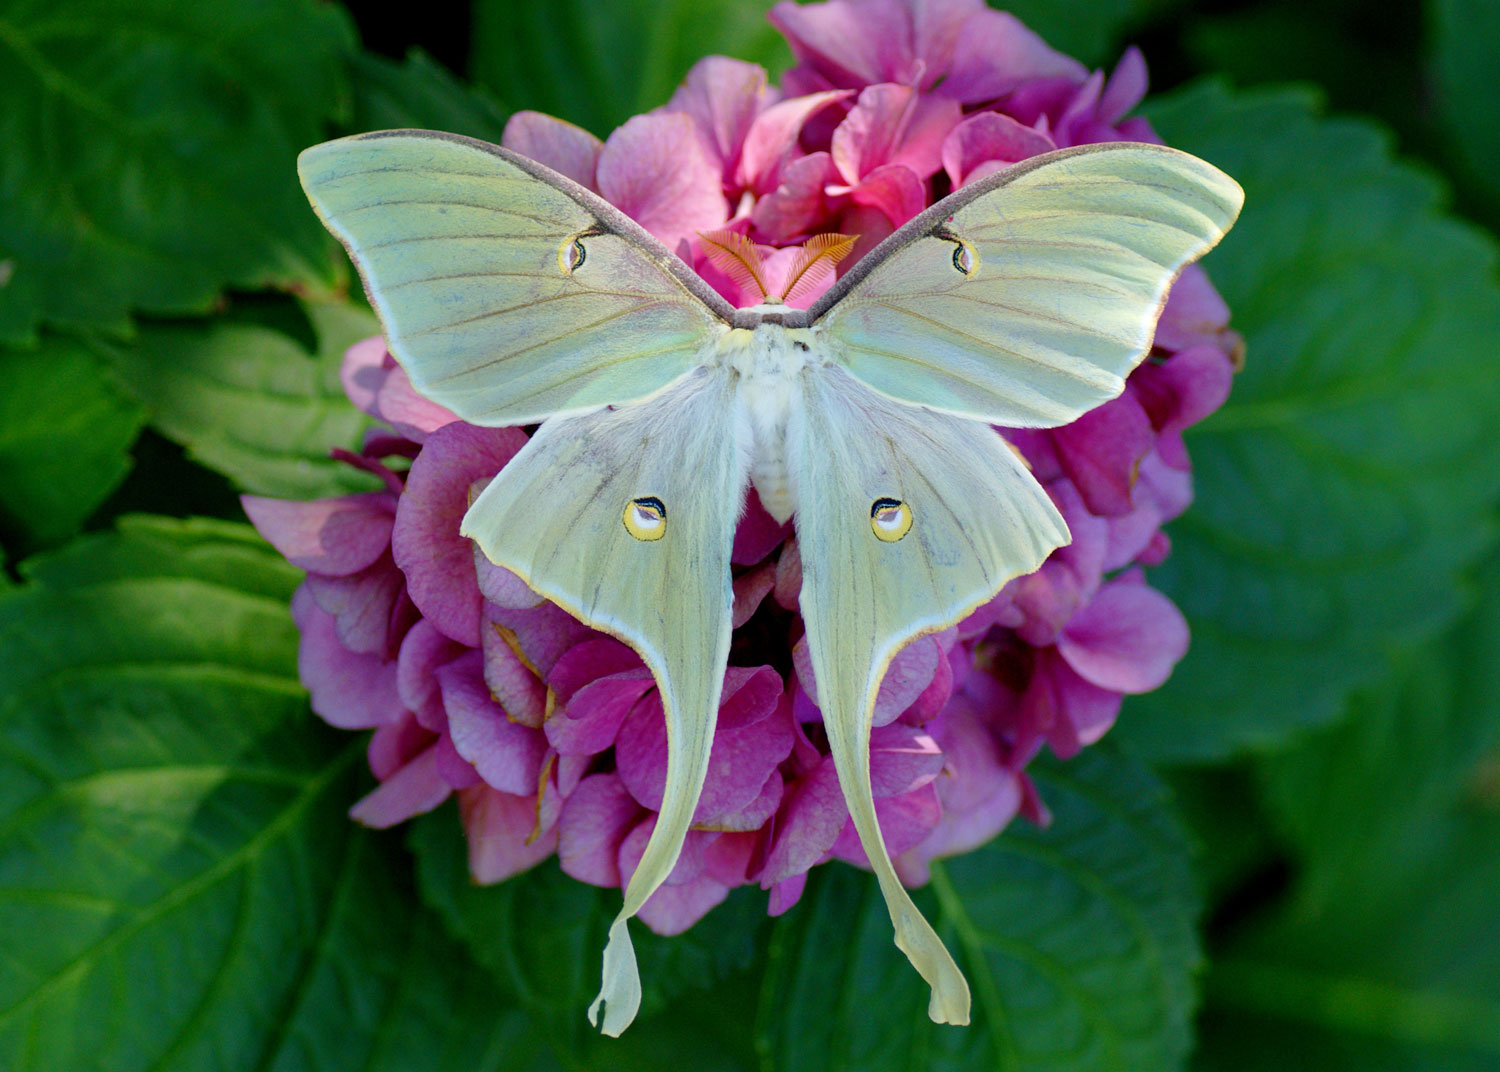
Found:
246,0 -> 1240,934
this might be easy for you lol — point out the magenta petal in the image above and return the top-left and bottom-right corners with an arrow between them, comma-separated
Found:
1099,46 -> 1148,125
303,557 -> 404,656
547,670 -> 656,757
665,56 -> 769,181
549,636 -> 644,703
502,110 -> 604,190
769,0 -> 916,88
732,562 -> 777,629
846,162 -> 928,228
751,151 -> 838,242
460,784 -> 559,883
1156,264 -> 1234,351
349,743 -> 452,827
1131,344 -> 1235,452
1052,390 -> 1157,517
243,492 -> 394,575
596,112 -> 728,250
481,619 -> 548,728
368,711 -> 434,780
767,872 -> 807,915
831,83 -> 912,183
738,90 -> 851,193
618,819 -> 711,889
1008,480 -> 1108,646
830,782 -> 942,864
474,552 -> 544,609
762,758 -> 846,884
896,694 -> 1022,884
794,632 -> 942,726
622,823 -> 730,935
1057,571 -> 1189,693
868,723 -> 945,796
558,772 -> 642,887
374,364 -> 459,441
397,618 -> 465,732
1023,648 -> 1124,759
486,599 -> 595,679
292,586 -> 405,730
732,487 -> 793,565
943,8 -> 1086,102
339,336 -> 392,417
392,421 -> 527,646
433,732 -> 482,789
440,651 -> 549,793
941,111 -> 1055,187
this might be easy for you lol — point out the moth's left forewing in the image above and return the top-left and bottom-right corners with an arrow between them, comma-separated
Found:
790,365 -> 1070,1026
461,366 -> 750,1036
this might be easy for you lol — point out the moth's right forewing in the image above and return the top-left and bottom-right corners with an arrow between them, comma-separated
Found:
811,143 -> 1244,427
298,130 -> 732,426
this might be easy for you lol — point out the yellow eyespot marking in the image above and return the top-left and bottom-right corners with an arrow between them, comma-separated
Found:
558,235 -> 588,274
623,496 -> 667,541
951,237 -> 978,277
870,497 -> 913,542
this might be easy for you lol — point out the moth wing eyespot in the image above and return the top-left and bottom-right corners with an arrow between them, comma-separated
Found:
623,496 -> 668,541
869,497 -> 913,542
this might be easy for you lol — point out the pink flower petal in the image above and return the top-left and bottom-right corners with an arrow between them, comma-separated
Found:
292,586 -> 405,730
738,90 -> 852,193
374,364 -> 460,441
794,632 -> 944,726
845,162 -> 928,228
440,651 -> 549,793
761,758 -> 845,884
486,599 -> 596,679
732,562 -> 777,628
943,8 -> 1086,102
243,492 -> 395,575
867,723 -> 945,796
559,772 -> 642,887
502,111 -> 604,190
367,711 -> 434,781
1098,46 -> 1148,126
1156,264 -> 1233,351
392,421 -> 527,646
830,782 -> 942,864
941,111 -> 1055,188
460,784 -> 560,884
433,732 -> 482,789
1007,479 -> 1108,646
665,56 -> 770,182
751,151 -> 839,243
349,743 -> 452,827
1057,571 -> 1189,694
732,487 -> 794,564
473,552 -> 545,609
339,336 -> 393,418
770,0 -> 919,88
596,113 -> 728,250
303,556 -> 404,657
481,618 -> 548,728
396,618 -> 465,732
1051,390 -> 1157,517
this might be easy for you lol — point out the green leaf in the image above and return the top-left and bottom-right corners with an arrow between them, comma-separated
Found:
409,805 -> 764,1033
102,301 -> 381,499
1121,83 -> 1500,761
1430,0 -> 1500,224
0,0 -> 355,344
1000,0 -> 1179,68
469,0 -> 792,137
0,338 -> 146,548
1195,553 -> 1500,1070
348,49 -> 510,143
757,748 -> 1200,1072
0,515 -> 553,1071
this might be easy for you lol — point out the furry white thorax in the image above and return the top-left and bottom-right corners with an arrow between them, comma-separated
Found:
716,316 -> 833,524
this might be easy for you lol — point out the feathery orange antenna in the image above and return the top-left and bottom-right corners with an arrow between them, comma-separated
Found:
699,229 -> 770,304
781,233 -> 858,303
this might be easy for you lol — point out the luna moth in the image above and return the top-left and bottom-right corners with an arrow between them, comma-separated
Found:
298,129 -> 1242,1035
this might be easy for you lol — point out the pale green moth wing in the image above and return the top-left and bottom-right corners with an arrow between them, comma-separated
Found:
806,142 -> 1243,426
461,365 -> 749,1037
298,130 -> 735,425
791,364 -> 1070,1025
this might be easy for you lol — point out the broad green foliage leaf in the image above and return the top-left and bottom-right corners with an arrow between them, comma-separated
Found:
1430,0 -> 1500,221
102,301 -> 381,499
1001,0 -> 1178,67
1195,554 -> 1500,1070
0,338 -> 146,548
758,749 -> 1199,1072
0,516 -> 549,1072
409,806 -> 763,1030
0,0 -> 354,345
470,0 -> 792,136
1122,83 -> 1500,761
348,49 -> 510,143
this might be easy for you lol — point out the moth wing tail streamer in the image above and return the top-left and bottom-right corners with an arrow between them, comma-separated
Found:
809,142 -> 1243,427
298,130 -> 733,426
460,367 -> 750,1036
792,365 -> 1071,1024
